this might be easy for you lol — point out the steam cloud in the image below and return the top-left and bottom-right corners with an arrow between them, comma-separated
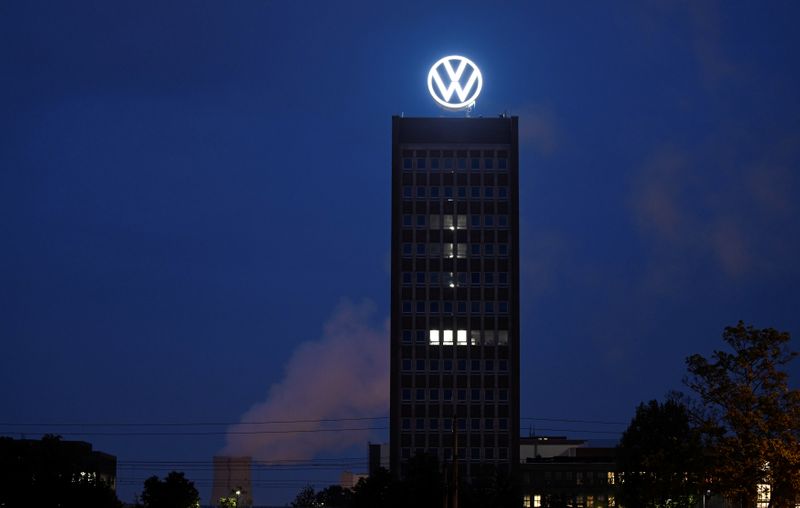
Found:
223,300 -> 388,461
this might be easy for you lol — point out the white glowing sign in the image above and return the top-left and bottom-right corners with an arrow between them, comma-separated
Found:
427,55 -> 483,110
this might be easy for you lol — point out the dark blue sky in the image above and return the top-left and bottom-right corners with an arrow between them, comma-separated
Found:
2,1 -> 799,504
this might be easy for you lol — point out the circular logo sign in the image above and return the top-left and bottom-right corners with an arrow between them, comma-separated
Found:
427,55 -> 483,110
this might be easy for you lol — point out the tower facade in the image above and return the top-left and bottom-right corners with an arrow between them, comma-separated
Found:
389,116 -> 520,478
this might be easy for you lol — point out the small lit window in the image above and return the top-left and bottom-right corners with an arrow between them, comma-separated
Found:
533,495 -> 541,508
523,495 -> 531,508
456,243 -> 467,258
443,330 -> 454,345
457,329 -> 467,346
470,332 -> 480,346
457,214 -> 467,229
498,331 -> 508,346
429,330 -> 440,345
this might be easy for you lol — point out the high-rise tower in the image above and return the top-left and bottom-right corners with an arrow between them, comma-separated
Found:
389,116 -> 520,478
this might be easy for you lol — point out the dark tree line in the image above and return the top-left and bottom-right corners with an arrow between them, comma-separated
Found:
617,322 -> 800,508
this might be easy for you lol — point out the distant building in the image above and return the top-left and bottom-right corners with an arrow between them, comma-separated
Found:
390,116 -> 521,479
211,455 -> 252,507
368,442 -> 389,476
339,470 -> 368,489
519,437 -> 618,508
0,436 -> 117,505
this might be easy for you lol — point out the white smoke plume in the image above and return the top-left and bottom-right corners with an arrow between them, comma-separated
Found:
223,300 -> 389,461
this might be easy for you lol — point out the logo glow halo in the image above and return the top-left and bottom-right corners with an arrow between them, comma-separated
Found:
427,55 -> 483,110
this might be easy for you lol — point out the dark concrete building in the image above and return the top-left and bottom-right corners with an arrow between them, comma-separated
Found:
389,116 -> 520,478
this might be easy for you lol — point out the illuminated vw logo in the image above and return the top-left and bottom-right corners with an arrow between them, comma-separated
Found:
427,55 -> 483,110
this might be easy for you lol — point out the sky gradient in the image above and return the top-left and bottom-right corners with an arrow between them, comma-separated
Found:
2,1 -> 799,504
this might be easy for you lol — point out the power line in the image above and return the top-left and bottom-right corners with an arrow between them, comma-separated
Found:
0,416 -> 388,427
0,427 -> 388,437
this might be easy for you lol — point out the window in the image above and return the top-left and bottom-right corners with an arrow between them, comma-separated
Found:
533,495 -> 542,508
416,359 -> 425,371
416,330 -> 427,343
430,359 -> 439,370
403,158 -> 412,169
471,215 -> 480,227
485,389 -> 494,401
471,447 -> 481,459
416,187 -> 425,198
485,419 -> 494,430
444,158 -> 453,169
416,271 -> 425,284
498,215 -> 508,227
402,359 -> 411,370
457,214 -> 467,229
457,301 -> 467,313
485,302 -> 494,313
498,330 -> 509,346
457,329 -> 467,346
443,389 -> 453,401
470,244 -> 480,257
430,389 -> 439,400
471,301 -> 481,313
443,330 -> 454,345
431,159 -> 440,169
457,187 -> 466,198
443,359 -> 453,371
417,158 -> 426,169
485,215 -> 494,227
402,330 -> 412,343
429,330 -> 440,345
485,360 -> 494,371
403,215 -> 412,227
430,418 -> 439,430
471,359 -> 481,370
485,331 -> 495,345
402,272 -> 411,285
485,187 -> 494,198
470,331 -> 480,346
499,244 -> 508,256
400,418 -> 411,430
402,243 -> 412,257
471,272 -> 481,284
416,301 -> 425,313
457,359 -> 466,371
430,187 -> 440,198
485,244 -> 494,256
471,187 -> 481,198
498,159 -> 507,169
403,186 -> 412,198
499,272 -> 508,284
416,418 -> 424,430
402,448 -> 411,459
458,158 -> 466,169
402,302 -> 411,313
402,389 -> 411,401
429,215 -> 440,228
430,272 -> 440,284
523,495 -> 531,508
416,215 -> 426,227
443,302 -> 452,313
456,243 -> 467,258
444,187 -> 453,198
458,418 -> 467,430
457,389 -> 466,401
485,272 -> 494,284
471,158 -> 480,169
484,159 -> 494,169
430,302 -> 439,313
443,215 -> 454,229
499,302 -> 508,313
499,360 -> 508,371
485,447 -> 494,459
499,418 -> 508,430
498,186 -> 508,198
471,389 -> 480,400
416,389 -> 425,401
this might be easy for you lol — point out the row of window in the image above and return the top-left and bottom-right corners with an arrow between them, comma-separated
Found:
400,447 -> 509,461
402,271 -> 509,285
401,388 -> 509,403
401,329 -> 510,345
402,243 -> 510,258
403,214 -> 509,229
402,301 -> 510,315
403,158 -> 508,171
403,186 -> 509,200
401,417 -> 509,431
401,358 -> 508,372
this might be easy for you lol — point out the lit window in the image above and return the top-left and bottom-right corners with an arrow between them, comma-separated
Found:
457,330 -> 467,346
443,330 -> 454,345
498,331 -> 508,346
533,495 -> 541,508
457,214 -> 467,229
456,243 -> 467,258
470,331 -> 480,346
443,215 -> 454,229
523,495 -> 531,508
444,244 -> 454,258
429,330 -> 440,345
607,472 -> 615,485
429,215 -> 441,228
485,331 -> 495,345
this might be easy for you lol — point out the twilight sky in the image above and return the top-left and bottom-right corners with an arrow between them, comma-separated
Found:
2,1 -> 799,505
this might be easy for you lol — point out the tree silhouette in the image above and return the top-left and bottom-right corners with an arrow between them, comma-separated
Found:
686,321 -> 800,507
138,471 -> 200,508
